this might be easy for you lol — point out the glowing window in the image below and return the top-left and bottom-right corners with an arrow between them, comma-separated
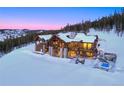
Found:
68,51 -> 76,58
83,43 -> 87,49
88,43 -> 92,49
86,52 -> 93,57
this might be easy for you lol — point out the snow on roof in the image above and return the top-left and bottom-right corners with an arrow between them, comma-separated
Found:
58,32 -> 96,42
39,35 -> 52,40
39,32 -> 96,42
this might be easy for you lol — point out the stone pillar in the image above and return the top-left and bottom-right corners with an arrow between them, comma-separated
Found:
64,48 -> 68,58
43,44 -> 45,53
51,47 -> 53,56
60,48 -> 63,58
49,46 -> 51,55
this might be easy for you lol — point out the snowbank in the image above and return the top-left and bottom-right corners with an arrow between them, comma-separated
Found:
0,29 -> 124,85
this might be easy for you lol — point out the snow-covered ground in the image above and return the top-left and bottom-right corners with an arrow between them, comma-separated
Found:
0,29 -> 124,86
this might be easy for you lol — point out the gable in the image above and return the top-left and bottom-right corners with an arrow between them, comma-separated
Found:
48,35 -> 66,47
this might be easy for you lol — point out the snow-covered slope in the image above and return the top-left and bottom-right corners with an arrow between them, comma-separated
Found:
89,29 -> 124,69
0,29 -> 27,42
0,29 -> 124,86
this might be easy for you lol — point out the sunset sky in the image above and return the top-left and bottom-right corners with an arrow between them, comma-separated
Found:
0,7 -> 122,30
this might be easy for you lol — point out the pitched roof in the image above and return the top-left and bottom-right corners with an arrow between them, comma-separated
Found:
57,32 -> 96,42
39,32 -> 96,42
38,35 -> 52,40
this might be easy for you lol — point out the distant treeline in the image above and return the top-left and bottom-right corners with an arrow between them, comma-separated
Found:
0,33 -> 36,55
62,8 -> 124,36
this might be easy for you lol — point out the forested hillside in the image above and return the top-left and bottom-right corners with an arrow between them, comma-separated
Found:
0,30 -> 38,56
63,8 -> 124,36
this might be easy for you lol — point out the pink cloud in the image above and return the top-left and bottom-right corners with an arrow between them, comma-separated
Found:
0,22 -> 63,30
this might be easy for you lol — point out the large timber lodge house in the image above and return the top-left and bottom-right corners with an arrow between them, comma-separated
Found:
34,32 -> 99,58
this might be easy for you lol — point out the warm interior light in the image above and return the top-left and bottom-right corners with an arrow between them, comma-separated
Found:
68,51 -> 77,58
88,43 -> 92,49
86,52 -> 93,57
83,43 -> 87,49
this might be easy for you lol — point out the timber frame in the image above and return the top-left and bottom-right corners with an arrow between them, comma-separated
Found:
35,34 -> 98,58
